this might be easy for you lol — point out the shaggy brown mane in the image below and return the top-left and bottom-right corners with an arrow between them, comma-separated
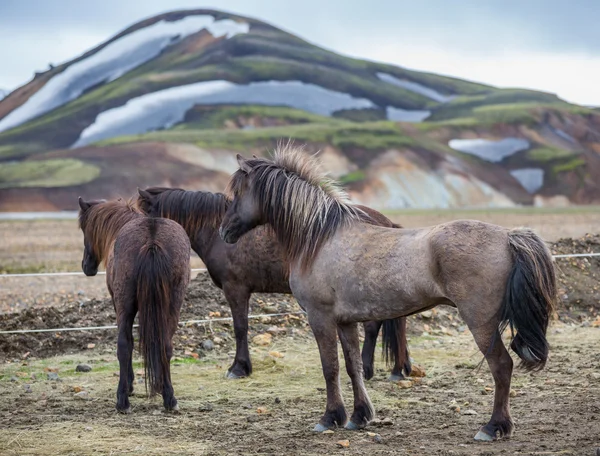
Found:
136,187 -> 229,237
227,146 -> 376,270
78,198 -> 141,264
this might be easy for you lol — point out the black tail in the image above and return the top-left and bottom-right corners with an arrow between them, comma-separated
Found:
382,317 -> 412,376
501,228 -> 557,371
135,241 -> 174,396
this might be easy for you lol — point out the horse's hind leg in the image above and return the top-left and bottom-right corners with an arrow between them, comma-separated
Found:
116,310 -> 136,413
338,322 -> 375,430
468,322 -> 514,441
223,286 -> 252,379
361,321 -> 382,380
307,309 -> 347,431
162,336 -> 178,412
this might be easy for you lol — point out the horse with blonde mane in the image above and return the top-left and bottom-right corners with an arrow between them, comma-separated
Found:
136,186 -> 411,381
78,197 -> 190,413
219,147 -> 557,441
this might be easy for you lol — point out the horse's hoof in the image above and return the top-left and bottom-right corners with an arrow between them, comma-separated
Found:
388,374 -> 404,382
166,403 -> 180,414
474,429 -> 495,442
344,421 -> 362,431
313,423 -> 331,432
226,371 -> 246,380
117,406 -> 132,415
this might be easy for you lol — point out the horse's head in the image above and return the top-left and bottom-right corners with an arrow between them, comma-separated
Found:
137,188 -> 161,217
78,197 -> 103,276
220,154 -> 264,244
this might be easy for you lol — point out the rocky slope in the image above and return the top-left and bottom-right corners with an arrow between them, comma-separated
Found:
0,9 -> 599,210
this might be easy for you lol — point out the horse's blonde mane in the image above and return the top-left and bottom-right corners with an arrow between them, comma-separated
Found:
79,198 -> 141,264
228,145 -> 370,270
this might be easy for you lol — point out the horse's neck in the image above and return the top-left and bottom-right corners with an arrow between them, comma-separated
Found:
96,210 -> 139,262
190,224 -> 221,261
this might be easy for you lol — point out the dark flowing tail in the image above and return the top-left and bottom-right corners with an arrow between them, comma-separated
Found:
502,228 -> 557,371
382,317 -> 412,376
136,242 -> 173,396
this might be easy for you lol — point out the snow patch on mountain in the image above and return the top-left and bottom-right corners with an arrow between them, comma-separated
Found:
386,106 -> 431,122
448,138 -> 530,162
510,168 -> 544,194
72,80 -> 376,147
377,72 -> 454,103
0,15 -> 249,133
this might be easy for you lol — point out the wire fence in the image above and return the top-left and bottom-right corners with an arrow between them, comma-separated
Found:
0,251 -> 597,335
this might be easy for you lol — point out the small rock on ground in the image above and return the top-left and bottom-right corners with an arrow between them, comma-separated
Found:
202,340 -> 215,351
47,372 -> 60,381
252,333 -> 273,346
74,391 -> 89,400
76,364 -> 92,373
409,365 -> 427,378
199,403 -> 214,412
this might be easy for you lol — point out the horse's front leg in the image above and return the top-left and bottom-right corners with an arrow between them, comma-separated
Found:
338,322 -> 375,429
361,320 -> 382,380
223,286 -> 252,379
307,309 -> 347,431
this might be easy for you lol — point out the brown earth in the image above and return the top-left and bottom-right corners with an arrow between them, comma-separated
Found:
0,307 -> 599,455
1,226 -> 600,454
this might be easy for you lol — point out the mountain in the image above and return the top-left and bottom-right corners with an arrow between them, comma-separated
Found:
0,9 -> 599,211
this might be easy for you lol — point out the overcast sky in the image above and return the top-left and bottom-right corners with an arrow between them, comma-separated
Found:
1,0 -> 598,105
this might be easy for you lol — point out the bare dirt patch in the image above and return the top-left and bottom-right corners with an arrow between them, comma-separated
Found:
1,324 -> 599,455
1,218 -> 600,454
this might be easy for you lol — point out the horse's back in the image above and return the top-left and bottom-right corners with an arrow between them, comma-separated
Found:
110,217 -> 191,291
291,219 -> 513,320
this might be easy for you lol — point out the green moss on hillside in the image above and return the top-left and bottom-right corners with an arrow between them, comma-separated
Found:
527,147 -> 575,162
99,120 -> 414,152
178,105 -> 338,130
0,159 -> 100,188
553,158 -> 586,174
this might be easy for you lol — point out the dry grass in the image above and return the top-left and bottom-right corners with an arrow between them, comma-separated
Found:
385,207 -> 600,242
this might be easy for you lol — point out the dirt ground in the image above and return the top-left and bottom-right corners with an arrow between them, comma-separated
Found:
1,318 -> 599,455
1,214 -> 600,455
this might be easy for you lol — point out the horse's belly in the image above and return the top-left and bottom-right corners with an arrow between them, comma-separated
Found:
334,286 -> 433,322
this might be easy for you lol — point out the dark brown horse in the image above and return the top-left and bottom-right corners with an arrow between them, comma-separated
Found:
78,197 -> 191,413
136,187 -> 411,380
219,147 -> 557,441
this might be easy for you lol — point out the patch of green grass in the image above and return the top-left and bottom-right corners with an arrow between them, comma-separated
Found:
553,157 -> 586,174
0,158 -> 101,189
177,104 -> 336,130
338,170 -> 366,185
527,147 -> 574,162
100,120 -> 415,153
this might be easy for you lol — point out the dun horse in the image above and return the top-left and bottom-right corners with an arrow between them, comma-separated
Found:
219,147 -> 557,441
136,187 -> 411,380
78,197 -> 191,413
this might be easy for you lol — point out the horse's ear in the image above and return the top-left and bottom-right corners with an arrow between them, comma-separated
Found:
138,188 -> 152,200
236,154 -> 252,173
78,196 -> 91,211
